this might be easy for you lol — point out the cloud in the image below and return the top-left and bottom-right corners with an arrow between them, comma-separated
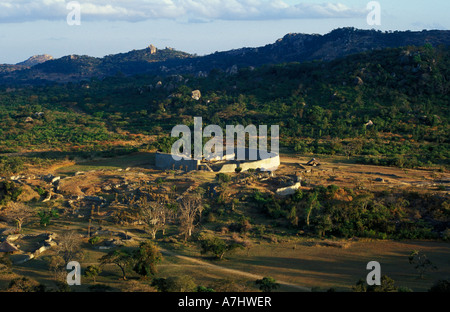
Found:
0,0 -> 366,23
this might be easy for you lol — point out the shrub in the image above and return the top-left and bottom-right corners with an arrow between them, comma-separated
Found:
88,236 -> 102,245
429,280 -> 450,292
152,275 -> 197,292
199,236 -> 243,260
255,277 -> 280,292
216,173 -> 231,183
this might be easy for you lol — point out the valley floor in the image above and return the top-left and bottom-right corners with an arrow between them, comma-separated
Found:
0,153 -> 448,292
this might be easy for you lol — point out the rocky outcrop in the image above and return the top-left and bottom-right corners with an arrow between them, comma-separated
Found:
16,54 -> 54,67
148,44 -> 157,55
191,90 -> 201,100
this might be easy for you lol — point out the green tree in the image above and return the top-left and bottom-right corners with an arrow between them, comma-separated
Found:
133,242 -> 162,278
255,277 -> 280,292
99,249 -> 133,280
84,265 -> 102,283
368,275 -> 398,292
37,208 -> 59,227
305,192 -> 320,227
199,236 -> 243,260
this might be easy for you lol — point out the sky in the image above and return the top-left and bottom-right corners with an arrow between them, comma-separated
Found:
0,0 -> 448,64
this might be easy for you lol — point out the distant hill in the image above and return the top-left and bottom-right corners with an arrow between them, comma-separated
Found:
1,27 -> 449,85
16,54 -> 54,67
208,27 -> 450,64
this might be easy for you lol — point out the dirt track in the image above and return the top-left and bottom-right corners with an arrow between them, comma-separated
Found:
160,248 -> 311,292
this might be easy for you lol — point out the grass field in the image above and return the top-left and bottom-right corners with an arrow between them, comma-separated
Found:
55,152 -> 156,175
1,153 -> 448,292
2,235 -> 448,292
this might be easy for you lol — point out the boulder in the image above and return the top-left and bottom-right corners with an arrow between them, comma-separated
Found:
354,76 -> 364,86
34,245 -> 49,256
191,90 -> 201,100
148,44 -> 157,54
6,234 -> 21,242
276,182 -> 302,196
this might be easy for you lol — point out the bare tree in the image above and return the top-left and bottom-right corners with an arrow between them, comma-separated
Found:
0,202 -> 34,232
140,201 -> 169,239
409,250 -> 438,279
178,196 -> 202,242
47,255 -> 66,282
55,231 -> 84,264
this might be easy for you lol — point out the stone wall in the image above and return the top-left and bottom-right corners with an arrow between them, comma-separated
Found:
155,152 -> 200,171
155,149 -> 279,173
218,163 -> 238,173
238,154 -> 280,172
218,149 -> 280,173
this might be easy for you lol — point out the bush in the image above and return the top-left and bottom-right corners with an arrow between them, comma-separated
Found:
88,236 -> 102,245
255,277 -> 280,292
429,280 -> 450,292
0,181 -> 22,205
199,236 -> 243,260
152,275 -> 197,292
197,286 -> 215,292
216,173 -> 231,183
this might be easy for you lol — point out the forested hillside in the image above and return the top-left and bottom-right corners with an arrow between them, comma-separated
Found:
0,44 -> 448,169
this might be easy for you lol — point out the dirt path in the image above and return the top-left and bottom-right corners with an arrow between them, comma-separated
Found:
160,248 -> 311,292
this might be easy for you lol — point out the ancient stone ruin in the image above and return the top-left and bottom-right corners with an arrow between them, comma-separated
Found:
155,148 -> 280,173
